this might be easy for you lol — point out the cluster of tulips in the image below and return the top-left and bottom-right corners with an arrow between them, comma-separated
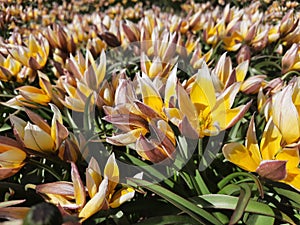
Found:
0,0 -> 300,224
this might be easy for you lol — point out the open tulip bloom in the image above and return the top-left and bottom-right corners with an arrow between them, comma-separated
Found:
223,116 -> 300,191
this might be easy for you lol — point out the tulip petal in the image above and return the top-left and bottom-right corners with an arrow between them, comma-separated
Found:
23,123 -> 55,152
137,73 -> 163,114
36,181 -> 74,196
256,160 -> 287,181
260,118 -> 282,160
79,178 -> 108,221
190,63 -> 216,113
109,187 -> 135,208
104,153 -> 119,194
273,85 -> 300,144
71,162 -> 86,208
222,143 -> 260,172
245,116 -> 261,163
0,149 -> 26,168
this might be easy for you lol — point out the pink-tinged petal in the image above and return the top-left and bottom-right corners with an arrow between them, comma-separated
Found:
260,118 -> 282,160
36,181 -> 74,196
0,166 -> 24,180
136,135 -> 168,163
25,109 -> 51,134
245,116 -> 261,163
114,79 -> 137,105
240,75 -> 267,94
222,143 -> 260,172
28,57 -> 42,70
104,153 -> 119,194
79,178 -> 108,222
109,187 -> 135,208
71,162 -> 86,208
272,85 -> 300,144
103,114 -> 148,129
134,101 -> 162,119
256,160 -> 287,181
106,128 -> 146,146
0,207 -> 30,220
282,43 -> 298,74
178,116 -> 199,139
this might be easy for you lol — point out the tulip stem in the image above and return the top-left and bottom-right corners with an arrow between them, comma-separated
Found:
198,138 -> 203,159
28,158 -> 63,181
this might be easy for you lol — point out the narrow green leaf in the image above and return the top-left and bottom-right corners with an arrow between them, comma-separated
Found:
246,214 -> 275,225
191,194 -> 296,225
128,178 -> 223,225
195,170 -> 210,195
0,123 -> 11,132
116,150 -> 175,188
273,187 -> 300,207
83,93 -> 94,132
229,183 -> 251,225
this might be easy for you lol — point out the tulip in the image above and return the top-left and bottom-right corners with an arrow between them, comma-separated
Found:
10,104 -> 68,153
223,116 -> 300,191
33,154 -> 135,222
0,53 -> 22,82
8,33 -> 49,70
281,43 -> 300,74
272,80 -> 300,145
0,137 -> 26,180
103,70 -> 177,162
165,63 -> 251,138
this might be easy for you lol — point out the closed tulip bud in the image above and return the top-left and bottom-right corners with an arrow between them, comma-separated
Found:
237,45 -> 251,64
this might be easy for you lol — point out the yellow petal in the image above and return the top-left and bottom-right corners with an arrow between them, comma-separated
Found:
164,64 -> 177,108
190,63 -> 216,113
10,115 -> 27,139
138,73 -> 163,115
109,187 -> 135,208
276,148 -> 299,170
236,60 -> 249,82
272,86 -> 300,144
222,142 -> 260,172
23,122 -> 55,152
245,116 -> 261,163
79,178 -> 108,221
260,118 -> 283,160
104,153 -> 119,194
71,162 -> 86,208
282,168 -> 300,191
0,149 -> 26,168
86,157 -> 102,198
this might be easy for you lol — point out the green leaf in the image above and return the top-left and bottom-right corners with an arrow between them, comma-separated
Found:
191,194 -> 296,225
83,93 -> 94,132
246,214 -> 275,225
273,187 -> 300,208
132,215 -> 199,225
229,183 -> 251,225
127,178 -> 223,225
116,150 -> 175,188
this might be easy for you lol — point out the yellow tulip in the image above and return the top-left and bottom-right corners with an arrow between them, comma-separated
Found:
281,43 -> 300,74
8,33 -> 49,70
33,154 -> 134,222
2,71 -> 52,109
272,80 -> 300,145
10,104 -> 68,153
165,63 -> 251,138
0,54 -> 22,82
0,137 -> 26,180
223,116 -> 300,191
104,72 -> 177,162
